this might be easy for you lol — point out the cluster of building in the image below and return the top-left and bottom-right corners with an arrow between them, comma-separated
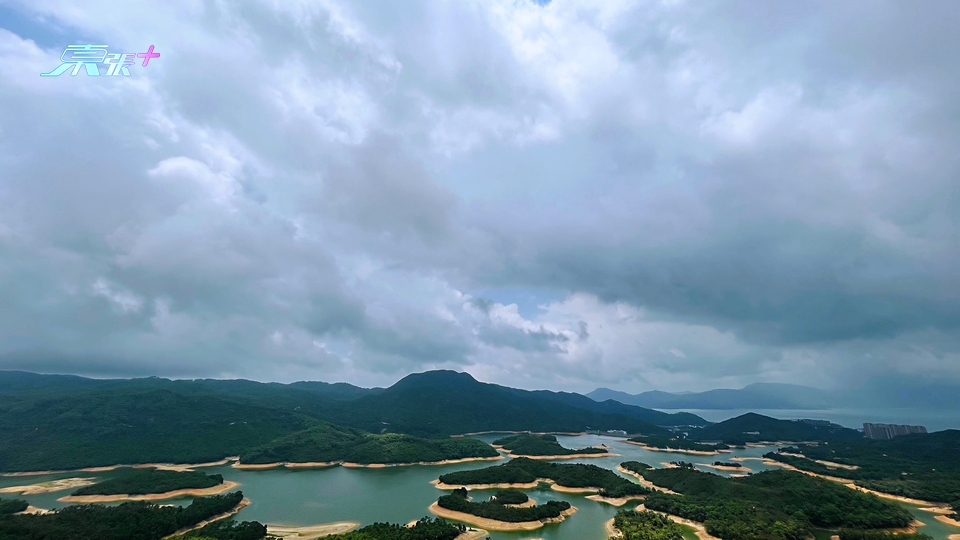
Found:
862,422 -> 927,440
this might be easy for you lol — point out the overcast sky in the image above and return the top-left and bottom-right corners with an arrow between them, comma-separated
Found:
0,0 -> 958,393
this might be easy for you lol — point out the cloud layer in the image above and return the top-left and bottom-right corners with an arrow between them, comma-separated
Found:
0,0 -> 958,392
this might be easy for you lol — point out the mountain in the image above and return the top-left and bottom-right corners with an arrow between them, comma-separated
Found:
0,369 -> 706,471
318,370 -> 706,436
690,412 -> 861,443
587,383 -> 834,410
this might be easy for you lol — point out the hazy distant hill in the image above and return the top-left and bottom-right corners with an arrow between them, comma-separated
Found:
588,382 -> 834,410
690,412 -> 861,443
0,369 -> 704,471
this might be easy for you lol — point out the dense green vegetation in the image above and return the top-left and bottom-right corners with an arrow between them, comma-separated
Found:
0,370 -> 702,472
241,430 -> 498,465
713,462 -> 742,468
836,531 -> 932,540
327,517 -> 465,540
73,469 -> 224,496
492,434 -> 607,456
689,413 -> 861,444
437,488 -> 570,522
612,510 -> 684,540
438,457 -> 648,498
638,468 -> 913,540
176,521 -> 267,540
620,461 -> 652,474
0,492 -> 246,540
628,435 -> 728,453
765,430 -> 960,503
0,499 -> 27,516
491,490 -> 528,505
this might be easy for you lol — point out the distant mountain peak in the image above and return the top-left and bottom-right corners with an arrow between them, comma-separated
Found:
390,370 -> 479,389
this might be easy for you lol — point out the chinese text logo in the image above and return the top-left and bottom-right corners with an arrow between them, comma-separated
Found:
41,45 -> 159,77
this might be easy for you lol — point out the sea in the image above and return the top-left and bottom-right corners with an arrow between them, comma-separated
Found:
666,408 -> 960,432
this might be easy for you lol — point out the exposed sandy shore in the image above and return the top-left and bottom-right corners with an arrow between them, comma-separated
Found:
266,521 -> 360,539
605,518 -> 621,538
586,493 -> 647,507
235,456 -> 502,471
456,431 -> 586,437
919,506 -> 955,515
779,453 -> 859,471
616,465 -> 680,495
432,478 -> 540,490
343,456 -> 504,468
660,462 -> 680,469
729,473 -> 748,478
493,444 -> 617,460
454,528 -> 491,540
58,480 -> 240,503
698,463 -> 745,472
636,504 -> 721,540
0,477 -> 96,495
428,502 -> 576,531
935,515 -> 960,528
1,457 -> 239,477
948,535 -> 960,540
504,498 -> 537,508
15,506 -> 50,515
729,457 -> 765,462
625,440 -> 721,456
162,497 -> 251,539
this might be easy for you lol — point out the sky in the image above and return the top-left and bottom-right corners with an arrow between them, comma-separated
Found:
0,0 -> 958,394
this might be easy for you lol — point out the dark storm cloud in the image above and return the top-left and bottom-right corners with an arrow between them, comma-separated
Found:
0,0 -> 958,391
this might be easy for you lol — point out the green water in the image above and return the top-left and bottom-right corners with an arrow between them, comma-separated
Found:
2,434 -> 957,539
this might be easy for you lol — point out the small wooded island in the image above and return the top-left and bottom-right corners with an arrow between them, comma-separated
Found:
437,457 -> 648,498
435,487 -> 573,526
492,433 -> 611,458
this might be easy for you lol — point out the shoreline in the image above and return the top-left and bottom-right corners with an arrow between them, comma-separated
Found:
636,503 -> 721,540
0,477 -> 97,495
493,444 -> 618,460
234,455 -> 503,471
586,493 -> 647,507
767,456 -> 956,509
428,501 -> 576,531
15,505 -> 50,515
935,515 -> 960,528
1,457 -> 239,477
266,521 -> 360,539
454,528 -> 490,540
605,518 -> 620,538
432,478 -> 540,490
616,466 -> 680,495
58,480 -> 240,503
162,497 -> 251,539
698,463 -> 746,472
432,477 -> 603,494
624,441 -> 722,456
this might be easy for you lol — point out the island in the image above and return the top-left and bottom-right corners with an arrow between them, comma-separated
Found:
626,435 -> 729,455
632,466 -> 918,540
701,461 -> 744,472
430,487 -> 575,531
237,428 -> 500,468
492,433 -> 614,459
607,509 -> 685,540
435,457 -> 649,500
0,492 -> 249,540
58,469 -> 236,503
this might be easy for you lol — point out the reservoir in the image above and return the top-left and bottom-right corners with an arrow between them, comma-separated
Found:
3,434 -> 957,540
